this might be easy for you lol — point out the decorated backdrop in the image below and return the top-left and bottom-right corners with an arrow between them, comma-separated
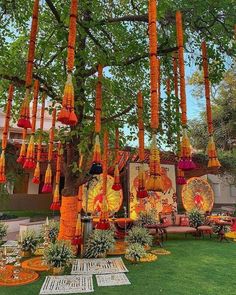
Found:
129,163 -> 177,220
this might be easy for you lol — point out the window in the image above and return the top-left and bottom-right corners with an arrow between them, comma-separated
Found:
230,185 -> 236,197
212,183 -> 220,199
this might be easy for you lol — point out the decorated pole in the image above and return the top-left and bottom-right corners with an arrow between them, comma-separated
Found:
32,92 -> 46,183
137,91 -> 148,198
89,64 -> 103,175
0,84 -> 14,183
176,11 -> 195,171
50,142 -> 62,211
96,130 -> 110,230
42,109 -> 56,193
57,0 -> 78,126
23,80 -> 39,169
17,0 -> 39,129
146,0 -> 163,192
201,41 -> 221,168
112,128 -> 122,191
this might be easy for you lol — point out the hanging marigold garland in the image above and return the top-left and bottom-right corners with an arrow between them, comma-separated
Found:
42,109 -> 56,193
0,85 -> 14,183
112,128 -> 122,191
17,0 -> 39,129
137,91 -> 148,198
17,128 -> 27,165
23,80 -> 39,169
57,0 -> 78,126
201,41 -> 221,168
72,186 -> 83,246
96,130 -> 110,230
32,92 -> 46,184
176,11 -> 195,171
90,64 -> 103,175
50,142 -> 62,210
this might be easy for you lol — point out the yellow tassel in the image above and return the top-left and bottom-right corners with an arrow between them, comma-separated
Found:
75,213 -> 82,236
42,163 -> 52,193
17,141 -> 26,165
32,161 -> 40,184
207,136 -> 221,168
23,135 -> 36,169
0,151 -> 6,183
89,134 -> 103,175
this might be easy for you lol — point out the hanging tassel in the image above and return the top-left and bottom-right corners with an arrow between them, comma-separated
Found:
72,213 -> 82,245
178,128 -> 196,170
89,134 -> 103,175
146,134 -> 164,192
42,163 -> 52,193
50,184 -> 61,210
137,163 -> 148,198
17,88 -> 32,129
23,134 -> 36,169
0,151 -> 6,184
207,136 -> 221,168
32,162 -> 40,184
17,128 -> 27,165
176,168 -> 186,185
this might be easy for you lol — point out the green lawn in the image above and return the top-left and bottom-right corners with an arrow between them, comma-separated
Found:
1,235 -> 236,295
2,210 -> 59,219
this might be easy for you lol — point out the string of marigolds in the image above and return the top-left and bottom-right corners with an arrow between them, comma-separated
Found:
112,128 -> 122,191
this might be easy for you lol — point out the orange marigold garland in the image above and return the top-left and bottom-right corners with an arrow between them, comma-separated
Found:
176,11 -> 195,171
0,84 -> 14,183
201,41 -> 221,168
72,187 -> 83,246
50,142 -> 62,211
57,0 -> 78,126
17,0 -> 39,129
112,128 -> 122,191
32,92 -> 46,184
17,128 -> 27,165
23,80 -> 39,169
42,109 -> 56,193
137,91 -> 148,198
90,64 -> 103,175
96,130 -> 110,230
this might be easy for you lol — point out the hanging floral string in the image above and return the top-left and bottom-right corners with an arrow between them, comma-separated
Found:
23,80 -> 39,169
201,41 -> 221,168
90,64 -> 103,175
58,0 -> 78,126
137,91 -> 148,198
112,128 -> 122,191
42,109 -> 56,193
72,186 -> 83,246
17,128 -> 27,165
50,142 -> 62,210
97,130 -> 110,230
32,92 -> 46,183
17,0 -> 39,129
176,11 -> 195,171
0,85 -> 14,183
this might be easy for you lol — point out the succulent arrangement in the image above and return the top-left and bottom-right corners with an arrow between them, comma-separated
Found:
0,222 -> 7,242
21,230 -> 39,253
125,243 -> 146,262
83,229 -> 115,258
126,226 -> 153,247
136,209 -> 158,226
43,240 -> 74,268
188,209 -> 204,228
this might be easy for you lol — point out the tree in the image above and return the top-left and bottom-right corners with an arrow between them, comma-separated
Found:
0,0 -> 235,197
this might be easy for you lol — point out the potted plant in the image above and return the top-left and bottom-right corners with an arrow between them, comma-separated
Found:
0,222 -> 7,243
43,240 -> 74,275
21,230 -> 39,257
126,226 -> 153,248
41,220 -> 59,243
136,209 -> 158,226
125,243 -> 146,263
83,229 -> 115,258
188,209 -> 204,228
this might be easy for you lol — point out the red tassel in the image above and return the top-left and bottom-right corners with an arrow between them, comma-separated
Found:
0,151 -> 6,184
112,164 -> 121,191
42,164 -> 52,193
17,89 -> 32,129
23,135 -> 36,169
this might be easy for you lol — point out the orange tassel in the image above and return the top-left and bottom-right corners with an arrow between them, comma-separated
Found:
32,161 -> 40,184
207,136 -> 221,168
72,212 -> 82,245
17,88 -> 32,129
17,128 -> 27,165
51,142 -> 62,210
137,163 -> 148,198
23,134 -> 36,169
0,151 -> 6,184
42,163 -> 52,193
89,134 -> 103,175
178,128 -> 196,170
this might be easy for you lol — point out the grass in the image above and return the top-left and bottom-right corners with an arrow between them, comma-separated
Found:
1,235 -> 236,295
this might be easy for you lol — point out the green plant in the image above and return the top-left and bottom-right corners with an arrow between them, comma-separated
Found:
126,226 -> 153,246
136,209 -> 158,226
0,222 -> 7,241
21,230 -> 39,253
212,224 -> 231,234
188,209 -> 205,228
41,220 -> 59,243
43,240 -> 74,268
125,243 -> 146,262
83,229 -> 115,258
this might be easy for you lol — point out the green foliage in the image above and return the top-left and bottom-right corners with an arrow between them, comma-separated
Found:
136,209 -> 158,226
188,209 -> 204,228
83,229 -> 115,258
43,240 -> 74,268
41,220 -> 59,243
0,222 -> 7,241
21,230 -> 39,253
126,226 -> 153,246
125,243 -> 146,262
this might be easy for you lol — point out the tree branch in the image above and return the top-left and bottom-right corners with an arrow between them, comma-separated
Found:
45,0 -> 65,26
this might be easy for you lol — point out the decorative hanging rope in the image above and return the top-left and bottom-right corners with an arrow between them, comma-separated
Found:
137,91 -> 148,198
90,64 -> 103,175
0,85 -> 14,183
50,142 -> 62,210
23,80 -> 39,169
176,11 -> 195,171
112,128 -> 122,191
42,109 -> 56,193
17,0 -> 39,129
17,128 -> 27,165
32,92 -> 46,184
201,41 -> 221,168
72,185 -> 83,246
96,130 -> 110,230
58,0 -> 78,126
